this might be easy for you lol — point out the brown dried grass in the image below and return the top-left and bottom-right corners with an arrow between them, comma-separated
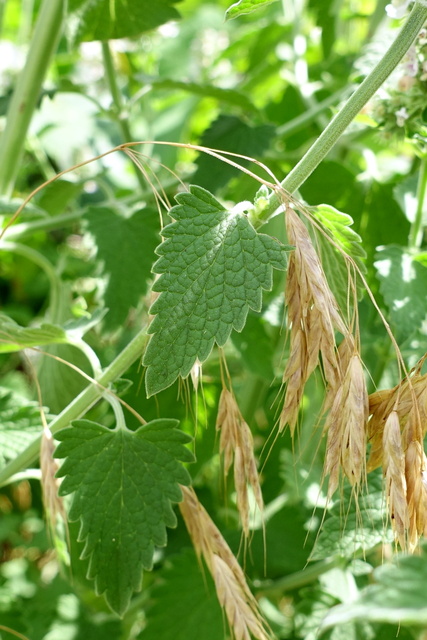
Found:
323,353 -> 368,497
40,425 -> 67,538
382,411 -> 408,549
179,486 -> 271,640
216,389 -> 263,536
280,207 -> 347,434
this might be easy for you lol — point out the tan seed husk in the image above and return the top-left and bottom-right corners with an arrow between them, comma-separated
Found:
216,389 -> 263,535
383,410 -> 408,549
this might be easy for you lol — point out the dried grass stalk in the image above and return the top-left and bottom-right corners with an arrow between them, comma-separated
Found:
179,486 -> 271,640
405,439 -> 427,550
280,207 -> 347,433
383,411 -> 408,549
216,389 -> 263,536
324,354 -> 368,497
40,426 -> 67,537
367,372 -> 427,472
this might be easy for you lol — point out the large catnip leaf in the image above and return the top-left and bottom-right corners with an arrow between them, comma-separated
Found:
55,419 -> 193,616
143,186 -> 290,396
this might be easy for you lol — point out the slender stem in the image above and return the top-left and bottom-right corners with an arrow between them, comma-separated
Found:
0,469 -> 42,488
0,0 -> 65,196
0,327 -> 148,486
101,42 -> 146,190
254,557 -> 341,596
255,3 -> 427,227
1,241 -> 61,321
408,155 -> 427,249
276,86 -> 354,138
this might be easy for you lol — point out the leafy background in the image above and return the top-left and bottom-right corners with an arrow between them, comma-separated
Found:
1,0 -> 427,638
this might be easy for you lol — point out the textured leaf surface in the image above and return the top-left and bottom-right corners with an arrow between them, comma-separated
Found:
55,419 -> 193,615
226,0 -> 278,20
85,207 -> 159,331
0,388 -> 45,468
375,245 -> 427,341
312,204 -> 366,310
143,186 -> 289,396
321,547 -> 427,630
68,0 -> 181,42
311,472 -> 392,560
0,315 -> 68,353
141,550 -> 224,640
193,115 -> 274,191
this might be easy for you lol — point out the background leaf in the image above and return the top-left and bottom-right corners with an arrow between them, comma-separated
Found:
85,207 -> 160,332
55,419 -> 193,615
143,186 -> 289,396
0,315 -> 68,353
141,550 -> 224,640
320,545 -> 427,631
0,388 -> 45,468
68,0 -> 181,42
311,472 -> 392,561
375,245 -> 427,342
225,0 -> 279,20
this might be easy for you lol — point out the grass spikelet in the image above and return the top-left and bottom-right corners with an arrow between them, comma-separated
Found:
281,206 -> 348,433
383,410 -> 408,549
179,486 -> 271,640
40,425 -> 67,538
212,555 -> 270,640
404,440 -> 427,550
216,389 -> 263,535
324,354 -> 368,497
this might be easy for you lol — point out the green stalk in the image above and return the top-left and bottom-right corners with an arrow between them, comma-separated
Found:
0,0 -> 65,196
254,557 -> 341,595
0,327 -> 148,486
408,155 -> 427,249
255,3 -> 427,227
101,42 -> 146,189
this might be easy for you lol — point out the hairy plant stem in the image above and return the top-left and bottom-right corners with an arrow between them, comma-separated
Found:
0,0 -> 65,196
0,328 -> 148,486
254,557 -> 342,595
255,3 -> 427,227
408,155 -> 427,249
101,41 -> 146,190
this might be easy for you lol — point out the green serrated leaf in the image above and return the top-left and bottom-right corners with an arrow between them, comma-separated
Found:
0,315 -> 68,353
84,207 -> 160,332
55,419 -> 193,615
311,472 -> 392,561
143,186 -> 290,396
375,245 -> 427,341
320,545 -> 427,630
311,204 -> 366,310
142,550 -> 224,640
0,388 -> 46,468
225,0 -> 278,20
68,0 -> 181,42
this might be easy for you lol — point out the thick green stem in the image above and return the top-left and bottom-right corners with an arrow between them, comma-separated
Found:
0,327 -> 148,486
101,41 -> 146,190
0,0 -> 65,196
408,155 -> 427,249
255,3 -> 427,227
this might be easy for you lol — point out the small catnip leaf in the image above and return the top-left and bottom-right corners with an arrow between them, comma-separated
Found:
225,0 -> 278,21
311,204 -> 366,310
0,314 -> 68,353
143,185 -> 291,396
55,419 -> 193,616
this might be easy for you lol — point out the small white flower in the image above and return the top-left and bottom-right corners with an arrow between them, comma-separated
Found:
385,0 -> 411,19
395,106 -> 409,126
